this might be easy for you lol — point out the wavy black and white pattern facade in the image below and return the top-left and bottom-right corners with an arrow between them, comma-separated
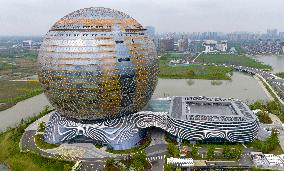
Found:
44,97 -> 259,150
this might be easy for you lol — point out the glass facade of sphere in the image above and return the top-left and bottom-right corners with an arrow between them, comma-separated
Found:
38,7 -> 158,120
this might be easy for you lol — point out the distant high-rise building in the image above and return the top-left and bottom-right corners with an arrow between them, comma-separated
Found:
160,38 -> 174,51
154,38 -> 161,52
267,29 -> 278,39
280,42 -> 284,54
177,37 -> 188,52
279,32 -> 284,39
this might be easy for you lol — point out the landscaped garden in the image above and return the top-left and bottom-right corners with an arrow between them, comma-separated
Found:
0,106 -> 74,171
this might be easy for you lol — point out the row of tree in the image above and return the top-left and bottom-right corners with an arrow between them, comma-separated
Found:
250,100 -> 284,122
250,100 -> 283,115
249,129 -> 279,153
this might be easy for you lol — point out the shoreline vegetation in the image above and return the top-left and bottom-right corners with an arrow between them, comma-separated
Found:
159,53 -> 233,80
0,106 -> 74,171
276,72 -> 284,79
196,53 -> 272,70
0,81 -> 43,111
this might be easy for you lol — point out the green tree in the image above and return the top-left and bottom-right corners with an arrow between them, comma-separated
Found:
105,158 -> 115,168
167,143 -> 180,157
249,101 -> 265,110
38,121 -> 46,132
206,147 -> 215,160
187,69 -> 195,77
249,128 -> 280,153
130,151 -> 148,171
63,164 -> 72,171
267,101 -> 280,112
164,164 -> 173,171
191,145 -> 198,157
130,159 -> 144,171
234,146 -> 243,159
223,145 -> 231,159
256,110 -> 272,124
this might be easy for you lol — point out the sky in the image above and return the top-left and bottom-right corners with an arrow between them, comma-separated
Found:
0,0 -> 284,36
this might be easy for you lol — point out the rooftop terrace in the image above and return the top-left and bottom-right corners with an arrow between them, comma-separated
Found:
169,96 -> 256,122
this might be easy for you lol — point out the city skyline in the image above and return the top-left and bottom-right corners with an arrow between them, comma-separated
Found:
1,0 -> 284,36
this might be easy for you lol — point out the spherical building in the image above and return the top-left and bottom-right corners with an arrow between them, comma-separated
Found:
38,7 -> 158,120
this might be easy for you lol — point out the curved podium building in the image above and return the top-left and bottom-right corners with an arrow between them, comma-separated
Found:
44,96 -> 259,150
39,7 -> 259,150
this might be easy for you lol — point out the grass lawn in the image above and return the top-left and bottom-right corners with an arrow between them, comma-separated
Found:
34,134 -> 60,150
0,80 -> 42,111
276,72 -> 284,79
269,143 -> 283,155
159,53 -> 233,80
0,107 -> 74,171
196,54 -> 272,70
247,140 -> 283,155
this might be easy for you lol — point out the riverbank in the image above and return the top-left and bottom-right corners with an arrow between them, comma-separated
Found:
196,53 -> 272,70
0,107 -> 74,171
0,93 -> 51,132
0,80 -> 42,111
250,55 -> 284,73
253,75 -> 274,101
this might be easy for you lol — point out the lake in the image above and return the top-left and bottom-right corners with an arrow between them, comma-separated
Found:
153,72 -> 270,104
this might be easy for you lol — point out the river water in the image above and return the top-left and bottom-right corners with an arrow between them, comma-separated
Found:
251,55 -> 284,73
0,93 -> 51,131
0,72 -> 270,131
153,72 -> 270,104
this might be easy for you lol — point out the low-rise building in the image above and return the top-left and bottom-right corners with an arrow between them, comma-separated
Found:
167,157 -> 194,167
264,154 -> 284,167
22,40 -> 41,49
202,40 -> 227,53
251,152 -> 284,168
